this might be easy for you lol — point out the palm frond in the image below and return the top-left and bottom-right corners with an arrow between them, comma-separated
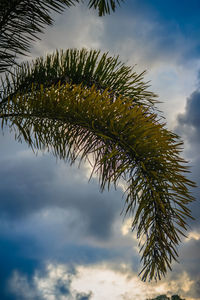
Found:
88,0 -> 124,16
0,48 -> 157,107
0,0 -> 125,72
0,0 -> 80,72
0,49 -> 196,281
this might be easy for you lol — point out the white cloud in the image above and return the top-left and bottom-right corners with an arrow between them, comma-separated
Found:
30,5 -> 104,59
8,263 -> 198,300
185,231 -> 200,242
8,271 -> 40,300
8,264 -> 92,300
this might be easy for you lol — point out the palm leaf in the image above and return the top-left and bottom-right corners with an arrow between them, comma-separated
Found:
88,0 -> 124,16
0,48 -> 157,107
0,0 -> 80,72
0,0 -> 124,72
0,49 -> 196,281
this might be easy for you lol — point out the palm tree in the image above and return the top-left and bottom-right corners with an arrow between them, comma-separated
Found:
0,48 -> 195,281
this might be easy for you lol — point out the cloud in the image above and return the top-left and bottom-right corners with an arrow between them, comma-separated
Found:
0,236 -> 40,300
0,132 -> 141,299
76,292 -> 93,300
0,140 -> 124,241
177,89 -> 200,144
30,1 -> 196,70
0,223 -> 137,299
6,261 -> 200,300
167,89 -> 200,299
163,231 -> 200,299
0,127 -> 139,298
8,264 -> 93,300
30,4 -> 104,59
175,86 -> 200,226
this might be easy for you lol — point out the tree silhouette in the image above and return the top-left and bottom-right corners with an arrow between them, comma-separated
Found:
147,294 -> 185,300
0,0 -> 196,282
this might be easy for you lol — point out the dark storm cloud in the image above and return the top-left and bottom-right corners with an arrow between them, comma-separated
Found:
0,236 -> 40,300
191,280 -> 200,299
175,88 -> 200,227
166,85 -> 200,296
0,145 -> 123,240
0,132 -> 128,299
179,238 -> 200,279
175,88 -> 200,176
0,229 -> 121,299
161,237 -> 200,299
0,132 -> 141,299
177,90 -> 200,139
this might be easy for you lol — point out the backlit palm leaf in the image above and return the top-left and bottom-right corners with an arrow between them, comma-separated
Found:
0,49 -> 195,281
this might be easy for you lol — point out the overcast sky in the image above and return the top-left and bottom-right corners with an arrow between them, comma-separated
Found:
1,1 -> 200,299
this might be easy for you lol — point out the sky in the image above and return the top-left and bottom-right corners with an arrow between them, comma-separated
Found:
0,1 -> 200,299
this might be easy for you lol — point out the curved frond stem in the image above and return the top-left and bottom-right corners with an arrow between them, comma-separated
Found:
0,49 -> 196,281
0,79 -> 195,281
